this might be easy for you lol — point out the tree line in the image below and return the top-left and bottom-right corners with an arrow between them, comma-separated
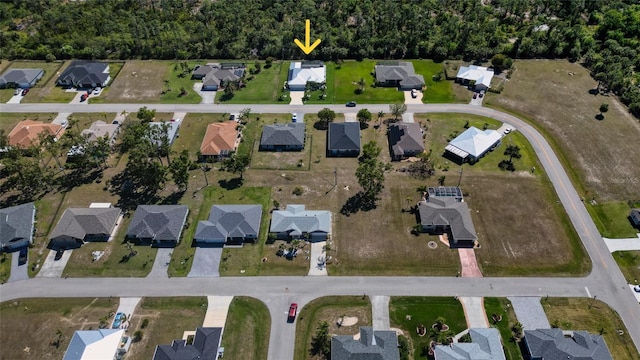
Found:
0,0 -> 638,116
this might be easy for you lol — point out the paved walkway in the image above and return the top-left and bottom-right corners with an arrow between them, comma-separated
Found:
188,247 -> 222,278
8,251 -> 28,282
37,249 -> 72,278
203,296 -> 234,327
371,295 -> 390,330
507,297 -> 550,330
308,241 -> 328,276
458,249 -> 482,277
289,91 -> 304,105
344,113 -> 357,122
458,297 -> 489,328
147,248 -> 172,278
603,235 -> 640,252
112,297 -> 141,329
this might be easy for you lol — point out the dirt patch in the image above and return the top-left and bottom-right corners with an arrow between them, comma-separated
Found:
337,316 -> 358,327
102,61 -> 169,103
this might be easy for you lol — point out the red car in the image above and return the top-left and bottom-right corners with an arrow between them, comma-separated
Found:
288,303 -> 298,322
21,88 -> 29,96
473,93 -> 478,99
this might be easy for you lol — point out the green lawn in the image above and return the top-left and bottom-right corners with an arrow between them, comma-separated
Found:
216,61 -> 290,104
389,297 -> 467,359
221,297 -> 270,360
0,252 -> 11,283
412,60 -> 457,103
331,60 -> 404,104
483,298 -> 523,360
159,61 -> 202,104
294,296 -> 372,360
86,62 -> 125,104
612,251 -> 640,285
172,113 -> 229,161
586,201 -> 639,238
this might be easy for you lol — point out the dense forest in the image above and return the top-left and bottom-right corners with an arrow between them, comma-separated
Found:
1,0 -> 639,115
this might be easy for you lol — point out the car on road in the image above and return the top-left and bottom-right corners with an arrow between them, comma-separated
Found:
288,303 -> 298,322
346,101 -> 357,107
634,285 -> 640,293
18,247 -> 28,266
411,89 -> 418,98
503,128 -> 512,134
21,88 -> 29,96
54,249 -> 65,261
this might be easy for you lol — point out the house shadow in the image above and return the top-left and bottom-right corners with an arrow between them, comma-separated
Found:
218,178 -> 243,190
340,191 -> 378,216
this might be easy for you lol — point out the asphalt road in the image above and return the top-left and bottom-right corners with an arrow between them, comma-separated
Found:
1,102 -> 639,359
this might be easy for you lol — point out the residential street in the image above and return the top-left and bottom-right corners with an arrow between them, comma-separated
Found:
1,102 -> 639,359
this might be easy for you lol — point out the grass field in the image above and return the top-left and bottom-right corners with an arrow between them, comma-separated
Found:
0,297 -> 118,359
586,201 -> 639,238
126,297 -> 207,360
250,116 -> 312,170
221,297 -> 270,360
216,61 -> 290,104
389,297 -> 467,359
159,61 -> 203,104
97,60 -> 169,103
541,297 -> 639,360
412,60 -> 458,103
485,59 -> 640,204
612,251 -> 640,285
0,252 -> 11,283
483,298 -> 523,360
172,112 -> 229,160
294,296 -> 372,360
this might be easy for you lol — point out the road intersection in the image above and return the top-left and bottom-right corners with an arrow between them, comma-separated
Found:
1,102 -> 639,359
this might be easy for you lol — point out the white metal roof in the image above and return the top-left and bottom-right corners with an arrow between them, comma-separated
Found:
448,126 -> 501,158
456,65 -> 494,88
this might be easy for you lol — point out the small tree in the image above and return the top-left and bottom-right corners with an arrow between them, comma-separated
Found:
437,175 -> 446,186
389,103 -> 407,121
221,154 -> 250,180
136,106 -> 156,122
504,145 -> 521,162
133,330 -> 144,342
357,108 -> 372,129
316,108 -> 336,130
239,108 -> 251,122
310,321 -> 331,358
599,103 -> 609,115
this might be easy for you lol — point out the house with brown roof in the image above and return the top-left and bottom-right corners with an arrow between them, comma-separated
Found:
8,120 -> 65,148
199,121 -> 240,161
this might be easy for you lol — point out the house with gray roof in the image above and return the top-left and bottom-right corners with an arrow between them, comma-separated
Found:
152,327 -> 222,360
524,328 -> 613,360
328,122 -> 360,157
126,205 -> 189,247
259,123 -> 306,151
56,61 -> 110,89
332,327 -> 400,360
0,202 -> 36,252
419,190 -> 477,248
48,207 -> 121,249
375,61 -> 425,90
195,204 -> 263,246
149,118 -> 182,146
0,68 -> 44,89
435,328 -> 506,360
388,122 -> 424,160
630,208 -> 640,227
192,63 -> 246,91
270,204 -> 331,242
63,329 -> 129,360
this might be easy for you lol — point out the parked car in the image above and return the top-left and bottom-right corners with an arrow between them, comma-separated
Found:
346,101 -> 357,107
54,249 -> 65,261
18,247 -> 28,266
411,89 -> 418,98
21,88 -> 29,96
14,89 -> 21,96
292,113 -> 298,122
634,285 -> 640,293
93,87 -> 101,95
472,93 -> 478,99
80,94 -> 87,102
479,92 -> 484,98
288,303 -> 298,322
503,128 -> 512,134
112,312 -> 127,329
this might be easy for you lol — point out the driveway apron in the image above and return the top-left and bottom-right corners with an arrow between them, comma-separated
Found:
507,296 -> 550,330
147,248 -> 172,278
188,246 -> 222,278
371,295 -> 390,330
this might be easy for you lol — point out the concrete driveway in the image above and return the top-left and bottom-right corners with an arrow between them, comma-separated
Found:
404,90 -> 423,104
69,91 -> 88,104
188,246 -> 222,277
507,296 -> 550,330
401,112 -> 414,123
7,250 -> 29,283
147,248 -> 172,278
193,83 -> 216,104
36,249 -> 72,278
458,297 -> 489,328
52,113 -> 71,125
6,93 -> 24,104
371,295 -> 390,330
344,113 -> 357,122
289,91 -> 304,105
469,93 -> 484,106
112,297 -> 141,329
203,296 -> 233,327
308,241 -> 327,276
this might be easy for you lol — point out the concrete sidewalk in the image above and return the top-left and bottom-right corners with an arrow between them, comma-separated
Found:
203,296 -> 234,328
371,295 -> 390,330
458,297 -> 489,328
603,236 -> 640,252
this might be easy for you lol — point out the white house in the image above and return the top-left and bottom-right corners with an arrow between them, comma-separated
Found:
63,329 -> 130,360
445,126 -> 502,162
287,61 -> 326,91
456,65 -> 494,91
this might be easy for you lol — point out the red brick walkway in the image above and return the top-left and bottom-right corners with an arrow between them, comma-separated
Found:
458,248 -> 483,277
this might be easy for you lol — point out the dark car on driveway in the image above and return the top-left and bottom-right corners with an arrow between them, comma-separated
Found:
346,101 -> 357,107
54,249 -> 65,261
21,88 -> 29,96
18,247 -> 28,266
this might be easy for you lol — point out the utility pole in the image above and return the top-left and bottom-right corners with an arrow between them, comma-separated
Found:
589,295 -> 597,309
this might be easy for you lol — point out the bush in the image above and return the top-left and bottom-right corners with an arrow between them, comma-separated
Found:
133,330 -> 144,342
292,187 -> 303,196
141,318 -> 149,329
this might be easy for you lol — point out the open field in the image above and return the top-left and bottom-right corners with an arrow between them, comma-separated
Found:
221,296 -> 270,360
542,297 -> 639,360
294,296 -> 372,360
96,60 -> 169,103
586,201 -> 640,238
389,296 -> 467,359
126,297 -> 207,360
159,61 -> 204,104
0,297 -> 118,359
412,60 -> 458,103
483,298 -> 523,360
612,251 -> 640,285
485,59 -> 640,204
216,61 -> 290,104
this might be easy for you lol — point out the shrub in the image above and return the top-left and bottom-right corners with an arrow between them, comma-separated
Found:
292,187 -> 303,196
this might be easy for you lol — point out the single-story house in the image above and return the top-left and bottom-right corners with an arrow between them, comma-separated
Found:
195,204 -> 263,246
456,65 -> 494,91
149,118 -> 182,146
287,61 -> 326,91
153,327 -> 222,360
126,205 -> 189,247
375,61 -> 425,90
56,60 -> 110,89
0,68 -> 44,89
67,120 -> 120,157
445,126 -> 501,162
199,121 -> 240,161
8,120 -> 65,148
434,328 -> 506,360
270,204 -> 331,241
259,123 -> 306,151
327,122 -> 360,157
418,189 -> 477,248
193,63 -> 246,91
524,328 -> 613,360
630,209 -> 640,227
0,202 -> 36,252
388,122 -> 424,160
332,327 -> 400,360
63,329 -> 130,360
48,207 -> 121,249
